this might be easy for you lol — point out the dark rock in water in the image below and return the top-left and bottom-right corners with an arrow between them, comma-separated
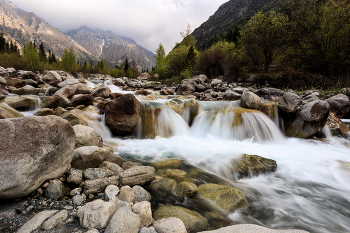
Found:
278,92 -> 302,113
255,88 -> 284,101
110,93 -> 123,99
231,154 -> 277,179
195,183 -> 248,214
177,79 -> 196,95
160,90 -> 174,95
326,112 -> 350,137
0,116 -> 75,199
285,100 -> 330,138
153,205 -> 208,233
259,103 -> 275,119
105,93 -> 141,136
326,94 -> 350,118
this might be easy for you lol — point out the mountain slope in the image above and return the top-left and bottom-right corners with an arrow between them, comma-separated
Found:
0,0 -> 93,61
192,0 -> 280,49
67,26 -> 155,70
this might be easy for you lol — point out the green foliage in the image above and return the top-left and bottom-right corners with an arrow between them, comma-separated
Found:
155,43 -> 168,79
124,57 -> 129,73
38,42 -> 47,62
165,45 -> 197,77
125,68 -> 133,78
23,41 -> 40,71
61,47 -> 77,72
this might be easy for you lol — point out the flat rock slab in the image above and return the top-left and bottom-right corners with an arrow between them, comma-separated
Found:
17,210 -> 58,233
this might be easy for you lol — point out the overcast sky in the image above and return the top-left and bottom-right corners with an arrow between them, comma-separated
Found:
8,0 -> 228,54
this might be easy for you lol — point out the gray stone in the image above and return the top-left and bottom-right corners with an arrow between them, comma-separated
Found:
118,186 -> 135,202
0,116 -> 75,199
139,227 -> 157,233
278,92 -> 302,113
41,210 -> 68,230
153,217 -> 187,233
255,88 -> 284,101
17,210 -> 58,233
77,199 -> 116,229
91,84 -> 111,98
109,196 -> 133,210
118,166 -> 155,186
326,94 -> 350,118
72,195 -> 84,205
73,125 -> 103,149
240,91 -> 261,110
71,94 -> 94,107
67,169 -> 83,185
13,85 -> 38,95
70,188 -> 82,196
198,224 -> 309,233
74,83 -> 92,94
132,201 -> 152,227
132,185 -> 151,202
99,161 -> 123,176
42,71 -> 62,83
34,108 -> 55,116
45,179 -> 63,200
84,168 -> 113,180
0,96 -> 38,109
223,90 -> 241,100
105,206 -> 141,233
58,78 -> 79,88
177,79 -> 196,95
40,94 -> 70,108
86,229 -> 100,233
0,103 -> 24,119
84,176 -> 119,195
105,185 -> 120,201
211,79 -> 222,86
72,146 -> 114,170
55,85 -> 79,99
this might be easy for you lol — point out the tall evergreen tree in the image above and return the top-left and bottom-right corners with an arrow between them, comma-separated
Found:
38,43 -> 47,62
124,57 -> 129,73
23,41 -> 40,71
0,33 -> 6,53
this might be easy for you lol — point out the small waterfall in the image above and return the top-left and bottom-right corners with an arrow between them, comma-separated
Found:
87,114 -> 113,140
137,101 -> 189,139
322,125 -> 333,138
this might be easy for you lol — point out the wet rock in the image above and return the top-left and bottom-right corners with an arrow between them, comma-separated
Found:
166,169 -> 187,181
166,99 -> 184,115
152,159 -> 183,170
154,205 -> 208,233
91,84 -> 111,98
326,112 -> 350,137
0,103 -> 24,119
326,94 -> 350,118
84,168 -> 113,180
231,154 -> 277,179
198,224 -> 309,233
259,103 -> 275,119
118,186 -> 135,202
17,210 -> 58,233
0,116 -> 75,199
74,83 -> 92,94
67,168 -> 83,185
99,161 -> 123,176
71,146 -> 114,170
58,78 -> 79,88
41,210 -> 68,230
195,183 -> 248,214
0,96 -> 38,109
54,106 -> 67,116
278,92 -> 302,113
45,179 -> 64,200
240,91 -> 261,110
105,93 -> 141,136
132,185 -> 152,202
40,94 -> 70,108
122,161 -> 142,170
184,100 -> 200,126
110,92 -> 123,99
118,166 -> 156,186
223,90 -> 241,100
153,217 -> 187,233
135,90 -> 149,95
105,206 -> 141,233
35,108 -> 55,116
4,77 -> 24,88
285,100 -> 330,138
148,177 -> 177,197
196,84 -> 207,92
73,125 -> 103,149
105,185 -> 120,201
132,201 -> 152,227
72,195 -> 84,205
12,85 -> 38,95
255,88 -> 284,101
55,85 -> 79,99
60,109 -> 90,126
71,94 -> 94,107
160,90 -> 174,95
177,79 -> 196,95
77,199 -> 116,229
174,182 -> 198,199
84,176 -> 119,195
42,71 -> 62,83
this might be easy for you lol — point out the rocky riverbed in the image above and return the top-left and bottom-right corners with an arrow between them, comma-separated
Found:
1,67 -> 350,233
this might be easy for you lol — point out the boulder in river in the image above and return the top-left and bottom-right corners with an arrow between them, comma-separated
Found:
278,92 -> 302,113
0,96 -> 38,109
0,116 -> 75,199
73,125 -> 103,148
177,79 -> 197,95
0,103 -> 24,119
326,94 -> 350,118
71,146 -> 115,170
326,112 -> 350,137
240,91 -> 261,110
91,84 -> 111,98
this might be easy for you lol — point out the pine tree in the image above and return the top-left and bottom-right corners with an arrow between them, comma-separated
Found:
184,45 -> 196,74
23,41 -> 40,71
124,57 -> 129,73
38,43 -> 47,62
0,32 -> 6,53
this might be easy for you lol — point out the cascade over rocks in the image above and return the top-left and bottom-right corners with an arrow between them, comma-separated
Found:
326,112 -> 350,137
105,93 -> 141,136
285,100 -> 330,138
326,94 -> 350,118
0,115 -> 75,199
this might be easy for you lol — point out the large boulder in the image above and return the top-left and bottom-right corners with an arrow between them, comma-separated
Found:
105,206 -> 141,233
12,85 -> 38,95
55,85 -> 79,99
0,116 -> 75,199
177,79 -> 196,95
4,77 -> 24,88
105,93 -> 141,136
42,71 -> 62,83
40,94 -> 70,108
278,92 -> 302,113
254,88 -> 284,101
326,94 -> 350,118
71,146 -> 114,170
71,94 -> 94,107
285,100 -> 330,138
91,84 -> 111,98
240,91 -> 261,110
0,104 -> 24,119
0,96 -> 38,109
195,183 -> 248,214
154,205 -> 208,233
73,125 -> 103,148
74,83 -> 92,94
58,78 -> 79,88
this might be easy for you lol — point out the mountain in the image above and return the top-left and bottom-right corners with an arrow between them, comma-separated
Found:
67,27 -> 155,70
192,0 -> 281,49
0,0 -> 93,61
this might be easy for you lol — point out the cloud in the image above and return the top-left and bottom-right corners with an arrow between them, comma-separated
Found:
8,0 -> 227,53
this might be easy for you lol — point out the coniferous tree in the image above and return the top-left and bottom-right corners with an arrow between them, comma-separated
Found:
124,57 -> 129,73
0,33 -> 6,53
23,41 -> 40,71
38,43 -> 47,62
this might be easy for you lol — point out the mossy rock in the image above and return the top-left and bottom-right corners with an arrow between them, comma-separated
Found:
174,182 -> 198,199
232,154 -> 277,179
196,183 -> 248,214
148,177 -> 177,195
166,99 -> 184,115
154,205 -> 208,233
152,159 -> 183,170
184,100 -> 200,126
166,169 -> 187,182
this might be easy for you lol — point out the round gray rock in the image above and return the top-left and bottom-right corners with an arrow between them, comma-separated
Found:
73,125 -> 103,149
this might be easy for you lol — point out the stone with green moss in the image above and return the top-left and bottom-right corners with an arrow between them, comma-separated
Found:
174,182 -> 198,199
232,154 -> 277,179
